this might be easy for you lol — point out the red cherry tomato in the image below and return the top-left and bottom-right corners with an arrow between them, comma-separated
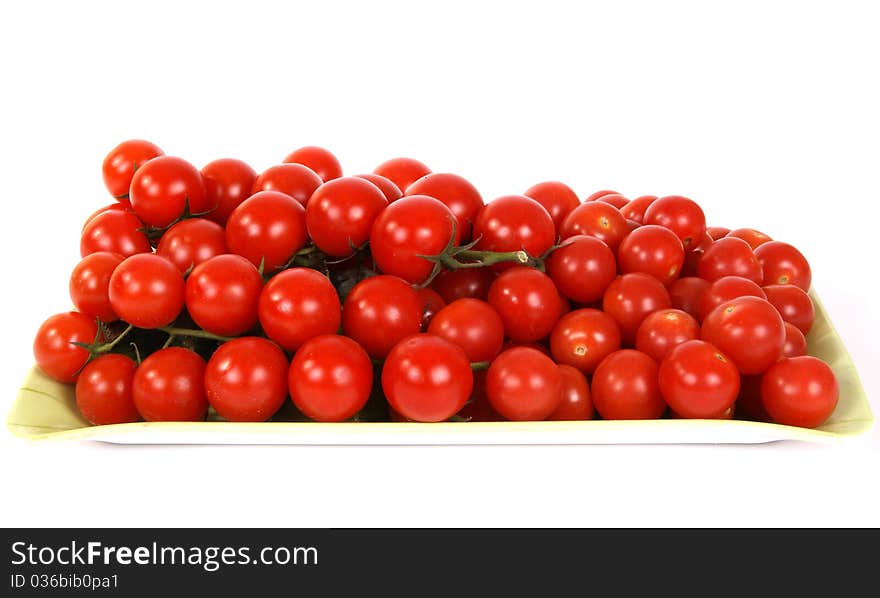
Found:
102,139 -> 163,199
782,322 -> 808,358
668,277 -> 710,320
185,254 -> 263,336
369,195 -> 459,284
760,356 -> 838,428
225,190 -> 308,272
306,177 -> 388,257
545,235 -> 617,303
635,308 -> 700,362
251,163 -> 322,207
416,287 -> 446,329
373,157 -> 432,195
205,337 -> 289,422
643,195 -> 706,250
406,173 -> 484,241
616,224 -> 685,285
288,334 -> 373,422
488,267 -> 561,342
258,268 -> 341,352
427,298 -> 504,362
559,201 -> 628,251
486,347 -> 561,421
342,275 -> 422,359
585,189 -> 620,202
697,236 -> 763,284
658,340 -> 740,418
596,193 -> 629,209
591,349 -> 666,419
33,312 -> 98,383
382,334 -> 473,422
473,195 -> 556,263
726,228 -> 772,250
523,181 -> 581,233
108,254 -> 185,329
354,173 -> 403,203
82,203 -> 127,232
701,296 -> 785,375
132,347 -> 208,422
129,156 -> 209,227
602,273 -> 672,344
548,365 -> 593,421
75,354 -> 139,425
697,276 -> 767,321
80,210 -> 152,258
619,195 -> 657,223
69,252 -> 124,322
706,226 -> 731,240
200,158 -> 257,225
430,268 -> 495,303
550,308 -> 621,374
754,241 -> 812,291
283,146 -> 343,182
156,218 -> 227,275
762,284 -> 814,334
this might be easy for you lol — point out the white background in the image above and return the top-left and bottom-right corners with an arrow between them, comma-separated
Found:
0,0 -> 878,527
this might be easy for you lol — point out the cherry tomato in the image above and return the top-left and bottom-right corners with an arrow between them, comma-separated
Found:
591,349 -> 666,419
706,226 -> 731,240
668,277 -> 710,320
473,195 -> 556,263
382,334 -> 473,422
726,228 -> 772,250
102,139 -> 163,199
523,181 -> 581,233
369,195 -> 459,284
635,308 -> 700,362
545,235 -> 617,303
288,334 -> 373,422
132,347 -> 208,421
283,146 -> 343,182
427,298 -> 504,362
33,312 -> 98,383
487,267 -> 561,342
550,308 -> 621,374
108,254 -> 185,329
185,254 -> 263,336
430,268 -> 495,303
585,189 -> 620,202
486,347 -> 561,421
416,287 -> 446,329
258,268 -> 341,352
200,158 -> 257,225
548,365 -> 593,421
782,322 -> 808,358
602,273 -> 672,344
596,193 -> 629,209
619,195 -> 657,223
306,176 -> 388,257
225,190 -> 308,272
342,275 -> 422,358
754,241 -> 812,290
643,195 -> 706,250
697,236 -> 763,284
406,173 -> 484,241
251,163 -> 322,207
701,296 -> 785,375
156,218 -> 227,275
129,156 -> 209,227
205,337 -> 289,422
354,173 -> 403,203
75,354 -> 139,425
69,252 -> 124,322
697,276 -> 767,321
559,201 -> 628,251
616,224 -> 684,285
760,356 -> 838,428
80,210 -> 152,258
373,157 -> 431,195
658,340 -> 740,418
762,284 -> 814,334
82,203 -> 127,232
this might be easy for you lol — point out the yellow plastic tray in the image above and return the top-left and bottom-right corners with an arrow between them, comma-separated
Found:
6,291 -> 873,444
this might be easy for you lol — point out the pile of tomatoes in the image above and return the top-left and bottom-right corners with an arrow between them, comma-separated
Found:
31,139 -> 839,429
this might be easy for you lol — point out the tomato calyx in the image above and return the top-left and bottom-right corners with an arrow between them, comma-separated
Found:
470,361 -> 491,371
138,196 -> 216,240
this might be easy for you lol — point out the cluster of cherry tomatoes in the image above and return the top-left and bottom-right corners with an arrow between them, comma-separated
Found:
31,139 -> 839,429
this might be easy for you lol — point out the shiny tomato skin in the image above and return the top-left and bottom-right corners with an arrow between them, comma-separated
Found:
602,273 -> 672,344
258,269 -> 341,352
416,287 -> 446,329
427,298 -> 504,362
382,334 -> 473,422
283,146 -> 343,182
762,284 -> 814,334
200,158 -> 257,225
782,322 -> 808,358
550,308 -> 621,374
288,335 -> 373,422
306,176 -> 388,257
185,254 -> 263,336
697,236 -> 763,284
132,348 -> 208,422
620,195 -> 657,223
108,254 -> 185,329
205,337 -> 289,422
33,312 -> 99,384
548,365 -> 593,421
585,190 -> 620,202
225,190 -> 308,272
701,296 -> 786,375
760,356 -> 838,428
616,224 -> 685,285
75,354 -> 139,425
658,340 -> 740,418
559,201 -> 628,251
523,181 -> 581,233
373,157 -> 432,196
69,252 -> 124,322
635,308 -> 700,362
342,275 -> 423,359
596,194 -> 629,210
726,228 -> 772,250
668,277 -> 711,320
430,268 -> 495,303
129,156 -> 209,227
102,139 -> 163,199
473,195 -> 556,263
156,218 -> 227,275
643,195 -> 706,250
754,241 -> 812,291
82,203 -> 127,232
591,349 -> 666,420
486,347 -> 562,421
406,173 -> 484,241
545,235 -> 617,304
697,276 -> 767,321
706,226 -> 731,240
80,210 -> 152,258
487,267 -> 561,343
354,173 -> 403,203
251,163 -> 322,207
